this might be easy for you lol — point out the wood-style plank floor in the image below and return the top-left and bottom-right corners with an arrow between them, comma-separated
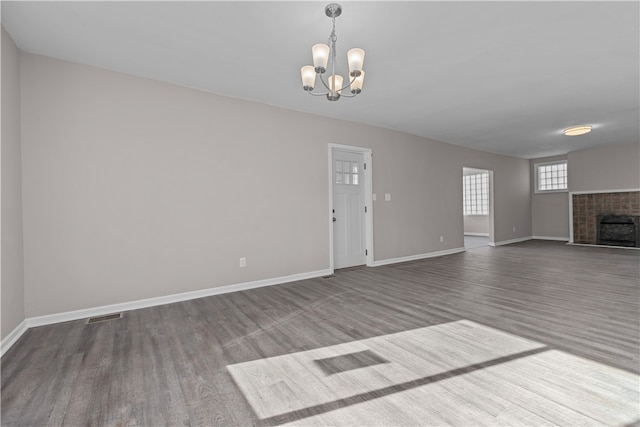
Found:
2,240 -> 639,426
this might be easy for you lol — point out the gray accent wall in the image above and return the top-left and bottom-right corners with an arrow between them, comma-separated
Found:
1,27 -> 26,340
19,53 -> 531,318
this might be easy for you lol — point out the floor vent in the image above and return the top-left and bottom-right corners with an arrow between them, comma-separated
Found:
86,313 -> 123,324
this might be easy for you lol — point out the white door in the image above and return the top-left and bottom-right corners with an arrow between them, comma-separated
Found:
332,150 -> 367,269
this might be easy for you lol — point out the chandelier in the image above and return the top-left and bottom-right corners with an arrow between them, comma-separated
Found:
300,3 -> 365,101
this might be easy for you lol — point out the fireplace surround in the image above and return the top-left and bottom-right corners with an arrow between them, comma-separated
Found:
572,191 -> 640,246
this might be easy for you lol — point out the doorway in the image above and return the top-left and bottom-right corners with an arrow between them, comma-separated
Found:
463,167 -> 494,249
329,144 -> 373,270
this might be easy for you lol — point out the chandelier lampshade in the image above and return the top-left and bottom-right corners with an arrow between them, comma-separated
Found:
329,75 -> 343,93
301,66 -> 316,91
312,44 -> 330,73
347,48 -> 365,76
350,71 -> 365,94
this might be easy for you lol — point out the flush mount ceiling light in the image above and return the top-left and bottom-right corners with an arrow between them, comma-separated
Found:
300,3 -> 365,101
563,125 -> 593,136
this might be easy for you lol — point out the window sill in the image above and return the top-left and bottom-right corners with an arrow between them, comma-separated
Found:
534,189 -> 568,194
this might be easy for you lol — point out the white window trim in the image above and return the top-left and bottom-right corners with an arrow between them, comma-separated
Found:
534,160 -> 568,194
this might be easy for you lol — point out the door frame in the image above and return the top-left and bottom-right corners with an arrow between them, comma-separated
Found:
328,143 -> 374,271
462,167 -> 495,246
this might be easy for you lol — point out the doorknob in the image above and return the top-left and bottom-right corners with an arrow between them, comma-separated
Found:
333,217 -> 337,222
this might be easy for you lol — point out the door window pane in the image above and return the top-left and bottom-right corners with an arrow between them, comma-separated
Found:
335,160 -> 361,186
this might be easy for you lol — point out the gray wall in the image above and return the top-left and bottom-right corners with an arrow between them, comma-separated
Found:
1,27 -> 25,340
464,215 -> 489,235
568,143 -> 640,192
530,155 -> 569,239
19,53 -> 531,318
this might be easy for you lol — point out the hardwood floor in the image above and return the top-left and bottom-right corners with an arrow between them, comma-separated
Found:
2,240 -> 639,426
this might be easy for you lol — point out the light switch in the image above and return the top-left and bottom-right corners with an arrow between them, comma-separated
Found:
385,193 -> 391,201
372,193 -> 377,201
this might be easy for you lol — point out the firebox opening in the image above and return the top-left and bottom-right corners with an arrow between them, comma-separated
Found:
597,215 -> 640,248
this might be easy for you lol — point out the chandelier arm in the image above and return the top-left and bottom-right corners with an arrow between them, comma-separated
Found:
317,73 -> 333,92
314,73 -> 360,97
337,74 -> 359,92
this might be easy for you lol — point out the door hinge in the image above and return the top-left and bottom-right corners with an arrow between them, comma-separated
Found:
365,249 -> 368,256
365,206 -> 367,213
364,163 -> 367,170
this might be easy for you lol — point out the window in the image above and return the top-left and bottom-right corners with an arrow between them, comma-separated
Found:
535,160 -> 568,192
335,160 -> 359,186
463,172 -> 489,215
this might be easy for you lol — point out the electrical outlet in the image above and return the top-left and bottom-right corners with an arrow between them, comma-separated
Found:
239,257 -> 246,268
440,236 -> 444,243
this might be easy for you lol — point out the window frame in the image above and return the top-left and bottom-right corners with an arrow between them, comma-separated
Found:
534,160 -> 568,194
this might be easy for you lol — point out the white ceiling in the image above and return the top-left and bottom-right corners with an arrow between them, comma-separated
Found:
2,1 -> 638,159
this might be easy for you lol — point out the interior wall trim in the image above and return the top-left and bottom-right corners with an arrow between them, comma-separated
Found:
569,188 -> 640,195
532,236 -> 569,241
567,242 -> 640,250
0,320 -> 28,358
369,247 -> 465,267
489,236 -> 533,247
1,268 -> 331,357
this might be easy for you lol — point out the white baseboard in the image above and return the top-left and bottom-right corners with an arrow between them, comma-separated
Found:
567,243 -> 640,250
1,320 -> 28,357
26,268 -> 332,328
532,236 -> 569,242
370,247 -> 465,267
464,233 -> 489,237
2,268 -> 331,356
490,236 -> 533,247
